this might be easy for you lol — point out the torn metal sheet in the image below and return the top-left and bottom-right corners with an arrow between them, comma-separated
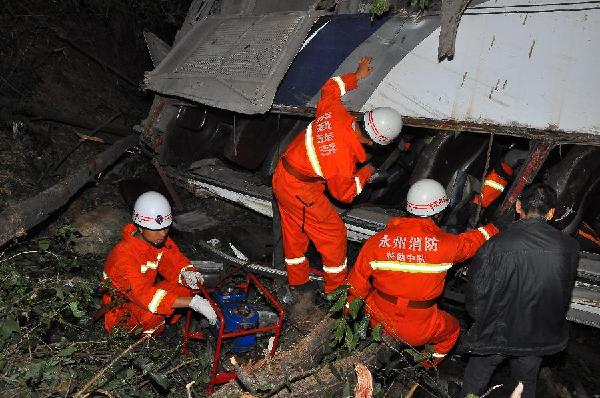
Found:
363,0 -> 600,136
145,11 -> 322,114
143,31 -> 171,68
274,14 -> 390,107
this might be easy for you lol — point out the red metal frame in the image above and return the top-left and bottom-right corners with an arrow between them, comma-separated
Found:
182,273 -> 285,395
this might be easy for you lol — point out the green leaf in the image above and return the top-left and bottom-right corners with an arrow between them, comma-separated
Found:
38,238 -> 51,251
329,295 -> 346,314
0,317 -> 20,340
424,344 -> 436,353
148,371 -> 170,390
58,346 -> 77,357
404,348 -> 431,363
255,382 -> 273,392
373,382 -> 383,398
342,379 -> 351,398
345,324 -> 359,351
348,297 -> 364,319
23,362 -> 44,385
69,301 -> 85,318
334,318 -> 347,343
370,0 -> 390,16
371,323 -> 383,342
326,284 -> 349,302
355,315 -> 370,340
328,363 -> 343,381
126,367 -> 135,379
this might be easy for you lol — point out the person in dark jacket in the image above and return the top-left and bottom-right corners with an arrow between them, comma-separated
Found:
459,183 -> 579,398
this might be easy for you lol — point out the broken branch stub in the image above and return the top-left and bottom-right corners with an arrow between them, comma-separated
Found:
0,134 -> 138,248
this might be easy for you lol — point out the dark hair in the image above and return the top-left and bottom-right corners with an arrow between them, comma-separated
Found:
357,119 -> 386,147
519,183 -> 557,216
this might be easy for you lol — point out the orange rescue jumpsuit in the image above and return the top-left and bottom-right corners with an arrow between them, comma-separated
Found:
473,161 -> 513,208
348,217 -> 498,363
102,224 -> 195,334
272,72 -> 373,293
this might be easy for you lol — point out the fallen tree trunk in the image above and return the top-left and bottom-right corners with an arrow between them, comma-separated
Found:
215,314 -> 403,398
0,134 -> 138,248
269,341 -> 384,398
0,100 -> 132,137
215,315 -> 336,397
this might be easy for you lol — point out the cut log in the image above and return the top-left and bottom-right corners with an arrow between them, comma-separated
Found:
214,315 -> 335,396
215,316 -> 403,398
0,134 -> 138,248
353,363 -> 373,398
268,341 -> 383,398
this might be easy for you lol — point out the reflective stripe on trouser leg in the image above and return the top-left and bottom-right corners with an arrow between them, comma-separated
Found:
278,202 -> 311,286
322,257 -> 348,294
304,199 -> 347,294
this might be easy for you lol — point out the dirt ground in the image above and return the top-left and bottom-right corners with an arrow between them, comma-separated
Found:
1,1 -> 600,397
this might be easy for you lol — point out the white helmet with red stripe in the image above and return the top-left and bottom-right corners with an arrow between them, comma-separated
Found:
362,107 -> 403,145
406,179 -> 449,217
132,191 -> 173,230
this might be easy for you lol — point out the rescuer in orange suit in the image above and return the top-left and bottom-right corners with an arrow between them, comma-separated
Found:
346,179 -> 499,367
102,191 -> 217,335
272,56 -> 404,302
472,148 -> 529,209
471,148 -> 600,252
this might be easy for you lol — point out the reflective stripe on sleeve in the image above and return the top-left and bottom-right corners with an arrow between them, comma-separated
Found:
148,289 -> 167,314
355,176 -> 363,195
323,258 -> 348,274
331,76 -> 346,96
285,256 -> 306,265
478,227 -> 491,240
304,123 -> 324,177
370,261 -> 453,273
483,179 -> 505,192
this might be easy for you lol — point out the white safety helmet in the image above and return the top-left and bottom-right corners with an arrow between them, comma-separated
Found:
362,107 -> 403,145
132,191 -> 173,230
406,179 -> 449,217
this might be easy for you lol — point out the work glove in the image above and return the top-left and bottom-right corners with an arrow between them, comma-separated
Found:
181,270 -> 204,289
189,295 -> 217,325
503,148 -> 528,168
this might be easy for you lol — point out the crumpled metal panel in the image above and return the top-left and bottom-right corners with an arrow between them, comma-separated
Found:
143,31 -> 171,68
144,12 -> 321,114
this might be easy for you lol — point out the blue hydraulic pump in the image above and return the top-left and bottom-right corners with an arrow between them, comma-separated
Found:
212,287 -> 259,353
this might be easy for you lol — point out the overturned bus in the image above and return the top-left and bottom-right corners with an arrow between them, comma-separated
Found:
138,0 -> 600,327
